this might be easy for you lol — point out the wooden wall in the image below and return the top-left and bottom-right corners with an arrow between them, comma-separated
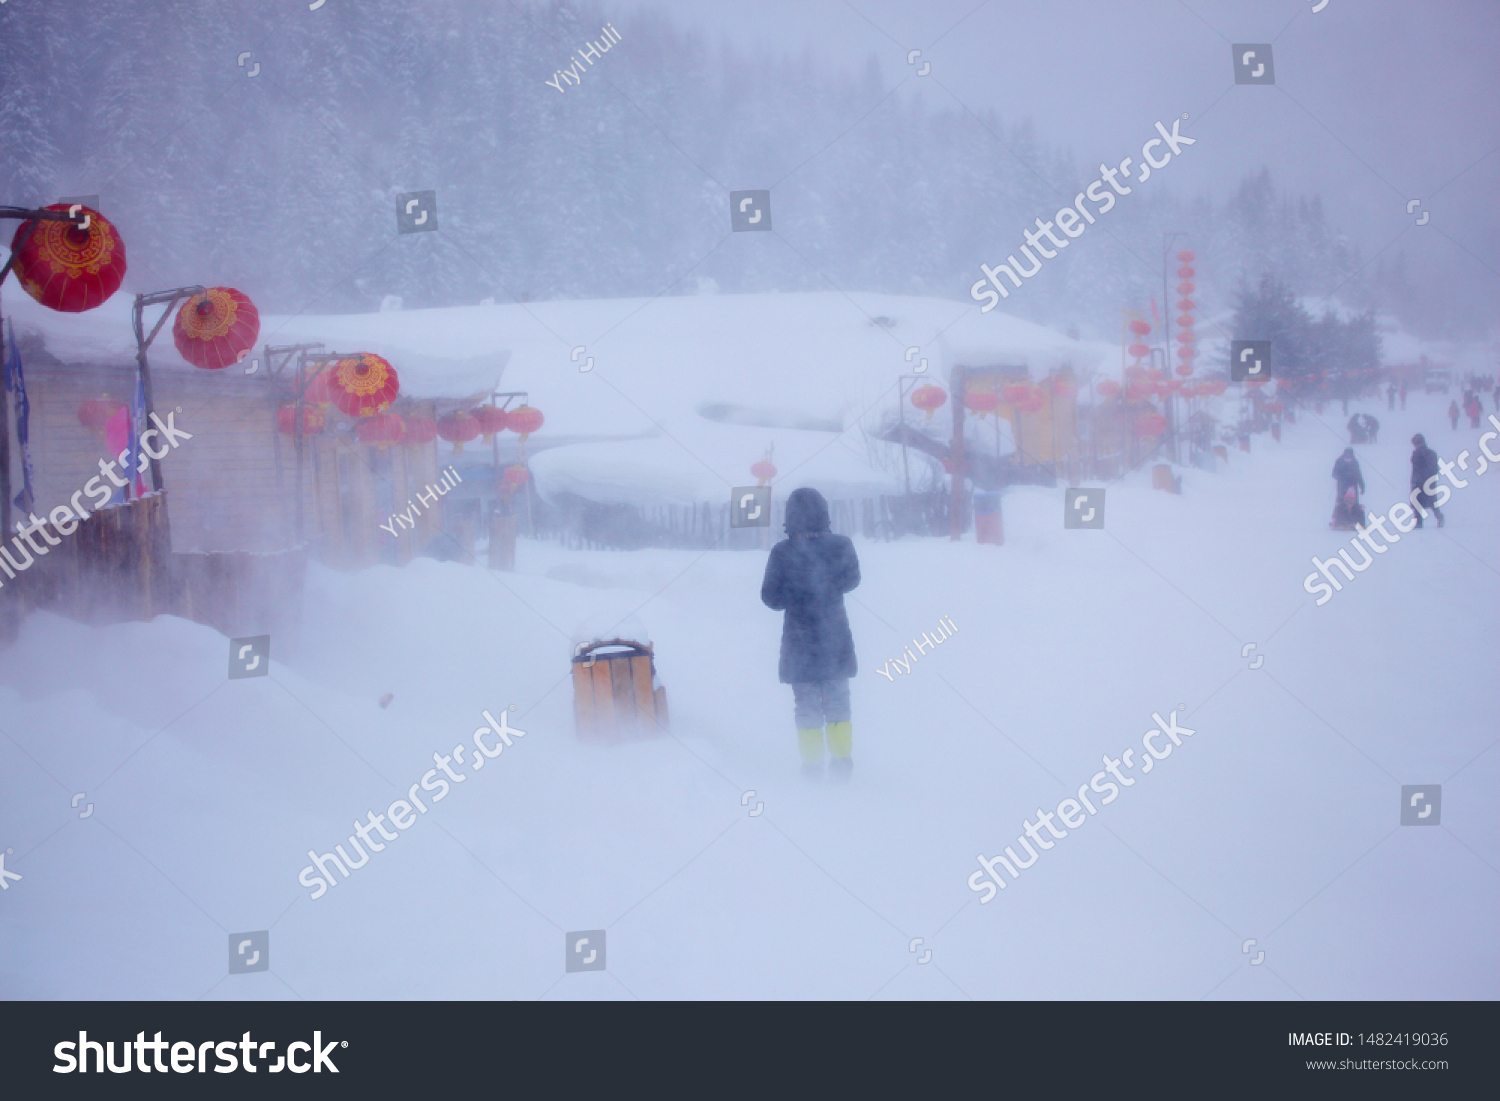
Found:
18,362 -> 445,567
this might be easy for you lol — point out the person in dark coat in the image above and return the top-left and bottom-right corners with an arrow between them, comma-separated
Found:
761,487 -> 860,778
1361,413 -> 1379,444
1333,448 -> 1364,498
1449,399 -> 1461,430
1346,413 -> 1364,444
1410,433 -> 1444,528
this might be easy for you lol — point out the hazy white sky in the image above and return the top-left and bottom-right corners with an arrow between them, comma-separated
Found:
612,0 -> 1500,307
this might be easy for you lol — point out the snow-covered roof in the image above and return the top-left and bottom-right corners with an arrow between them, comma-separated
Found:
2,272 -> 1119,503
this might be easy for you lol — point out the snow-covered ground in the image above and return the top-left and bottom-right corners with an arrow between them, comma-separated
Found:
1,387 -> 1496,1000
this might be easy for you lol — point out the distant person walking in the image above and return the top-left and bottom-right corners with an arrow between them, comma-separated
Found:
1387,383 -> 1397,410
761,488 -> 860,780
1410,434 -> 1445,528
1362,413 -> 1379,444
1346,413 -> 1364,444
1465,392 -> 1483,429
1449,399 -> 1461,430
1400,381 -> 1408,410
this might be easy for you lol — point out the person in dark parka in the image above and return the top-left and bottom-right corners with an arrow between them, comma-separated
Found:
1410,433 -> 1444,528
760,487 -> 860,778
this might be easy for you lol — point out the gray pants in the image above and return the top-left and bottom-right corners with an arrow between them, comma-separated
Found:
792,679 -> 851,729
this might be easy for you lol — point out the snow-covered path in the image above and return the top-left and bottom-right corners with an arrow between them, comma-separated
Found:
2,390 -> 1496,1000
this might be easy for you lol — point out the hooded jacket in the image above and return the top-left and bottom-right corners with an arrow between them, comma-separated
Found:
760,488 -> 860,684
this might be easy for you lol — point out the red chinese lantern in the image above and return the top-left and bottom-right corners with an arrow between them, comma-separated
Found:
1175,363 -> 1195,377
1096,379 -> 1121,398
506,404 -> 544,440
1128,342 -> 1151,359
1177,330 -> 1194,344
356,412 -> 407,448
276,404 -> 326,436
1177,346 -> 1197,360
911,385 -> 947,420
1146,369 -> 1167,383
1177,250 -> 1195,263
1125,364 -> 1148,380
751,459 -> 778,484
1129,319 -> 1152,336
1178,266 -> 1195,279
9,204 -> 127,312
1177,299 -> 1195,313
1134,413 -> 1168,436
1177,281 -> 1195,296
437,410 -> 479,453
404,415 -> 437,446
1165,378 -> 1184,394
302,365 -> 335,406
330,353 -> 400,417
1177,315 -> 1194,329
472,405 -> 509,443
963,390 -> 1000,417
173,287 -> 260,369
502,465 -> 530,492
77,396 -> 125,433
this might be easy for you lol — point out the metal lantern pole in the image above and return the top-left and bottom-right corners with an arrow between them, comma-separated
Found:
266,342 -> 324,545
0,207 -> 89,544
132,286 -> 206,497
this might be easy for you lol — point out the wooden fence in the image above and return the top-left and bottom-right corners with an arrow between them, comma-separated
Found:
0,493 -> 306,644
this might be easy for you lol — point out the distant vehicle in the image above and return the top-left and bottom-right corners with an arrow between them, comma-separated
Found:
1424,368 -> 1451,394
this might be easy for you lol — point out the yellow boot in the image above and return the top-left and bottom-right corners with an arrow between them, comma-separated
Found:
798,727 -> 825,765
826,721 -> 852,760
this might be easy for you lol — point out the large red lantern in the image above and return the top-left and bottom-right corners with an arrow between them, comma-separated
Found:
1177,299 -> 1195,313
356,412 -> 407,448
1134,413 -> 1167,436
1096,379 -> 1121,398
1128,343 -> 1151,359
1177,346 -> 1197,360
502,465 -> 530,492
1177,281 -> 1195,296
506,404 -> 544,440
404,415 -> 437,446
1177,330 -> 1194,344
173,287 -> 261,369
437,410 -> 479,453
302,365 -> 335,406
330,353 -> 400,417
1177,266 -> 1195,279
1177,315 -> 1194,329
750,459 -> 778,484
9,204 -> 127,312
1125,364 -> 1148,380
276,404 -> 326,436
77,396 -> 125,433
472,405 -> 509,442
911,385 -> 947,420
964,391 -> 999,417
1177,250 -> 1195,263
1128,319 -> 1151,336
